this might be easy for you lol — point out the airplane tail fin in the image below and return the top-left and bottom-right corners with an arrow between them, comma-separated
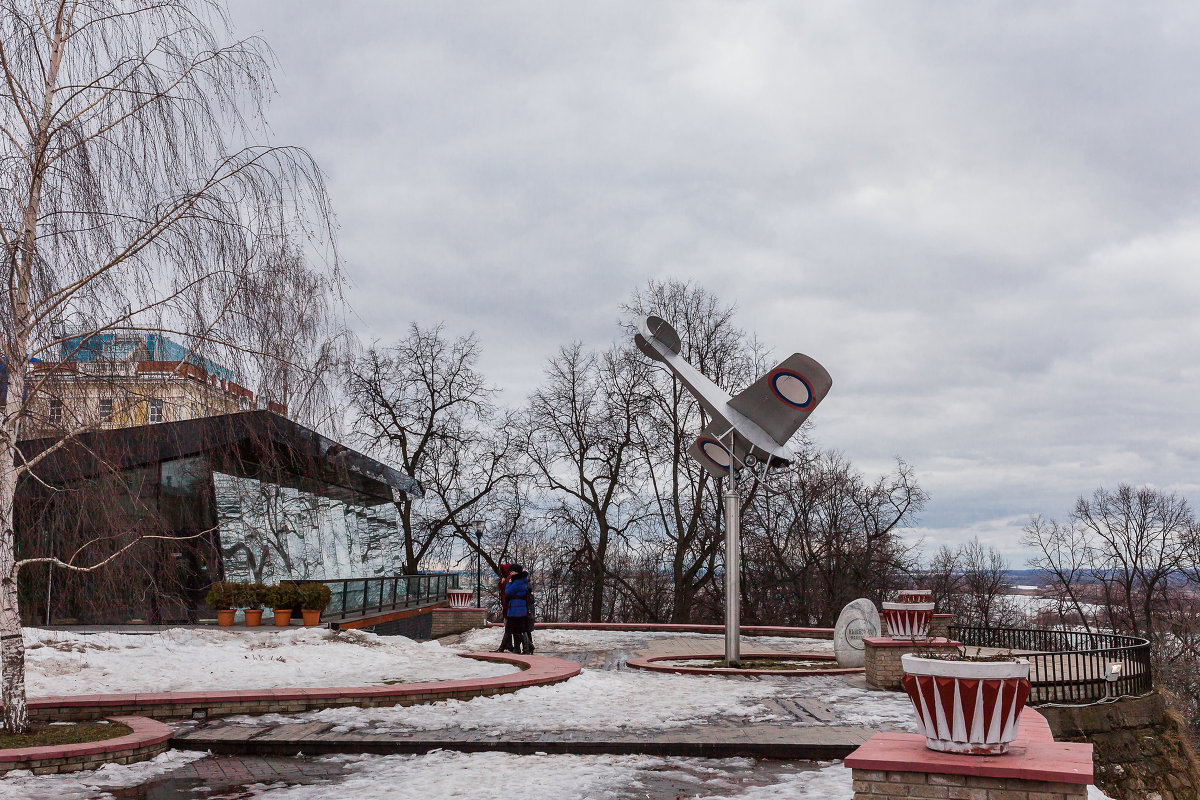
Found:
634,315 -> 681,362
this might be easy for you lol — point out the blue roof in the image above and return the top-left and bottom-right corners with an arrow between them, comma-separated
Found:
59,333 -> 235,382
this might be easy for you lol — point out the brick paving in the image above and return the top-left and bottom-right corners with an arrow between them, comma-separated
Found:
104,754 -> 347,799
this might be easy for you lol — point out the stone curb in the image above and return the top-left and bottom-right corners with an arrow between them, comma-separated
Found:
626,652 -> 864,677
0,715 -> 171,775
6,652 -> 580,723
523,622 -> 836,639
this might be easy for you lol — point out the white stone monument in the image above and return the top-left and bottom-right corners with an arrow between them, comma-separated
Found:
834,598 -> 881,668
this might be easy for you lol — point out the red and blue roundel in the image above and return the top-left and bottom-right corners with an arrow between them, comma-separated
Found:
769,369 -> 814,409
697,437 -> 733,469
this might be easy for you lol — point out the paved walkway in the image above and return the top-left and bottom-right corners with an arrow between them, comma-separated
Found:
173,715 -> 873,760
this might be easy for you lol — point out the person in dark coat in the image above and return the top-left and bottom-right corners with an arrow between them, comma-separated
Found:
503,564 -> 534,655
495,563 -> 515,652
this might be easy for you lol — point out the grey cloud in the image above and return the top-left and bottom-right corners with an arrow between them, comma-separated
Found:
230,1 -> 1200,560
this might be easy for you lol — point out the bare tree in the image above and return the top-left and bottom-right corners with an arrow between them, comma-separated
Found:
0,1 -> 340,733
742,449 -> 923,625
1021,515 -> 1096,632
1076,484 -> 1191,638
345,324 -> 519,574
623,280 -> 764,622
524,342 -> 650,622
957,538 -> 1020,628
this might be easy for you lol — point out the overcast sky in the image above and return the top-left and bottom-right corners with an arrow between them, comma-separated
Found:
229,2 -> 1200,563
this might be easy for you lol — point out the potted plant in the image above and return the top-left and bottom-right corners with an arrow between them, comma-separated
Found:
241,582 -> 265,627
299,582 -> 332,626
882,600 -> 935,639
265,583 -> 299,627
205,582 -> 237,626
901,650 -> 1031,755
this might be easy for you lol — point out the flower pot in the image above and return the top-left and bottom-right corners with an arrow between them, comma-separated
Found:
244,609 -> 263,627
882,601 -> 935,639
897,588 -> 933,604
273,608 -> 292,627
447,589 -> 475,609
216,609 -> 236,627
302,609 -> 321,626
901,654 -> 1031,755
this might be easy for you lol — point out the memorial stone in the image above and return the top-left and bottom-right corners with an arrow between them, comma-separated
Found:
834,598 -> 881,668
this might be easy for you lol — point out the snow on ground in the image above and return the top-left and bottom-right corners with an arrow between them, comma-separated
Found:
22,627 -> 516,696
0,748 -> 207,800
453,626 -> 834,653
236,667 -> 791,732
233,663 -> 914,734
0,750 -> 1119,800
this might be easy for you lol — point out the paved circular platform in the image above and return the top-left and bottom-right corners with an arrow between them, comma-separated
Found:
627,652 -> 864,677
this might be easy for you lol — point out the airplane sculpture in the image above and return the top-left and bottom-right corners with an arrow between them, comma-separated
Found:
634,315 -> 833,479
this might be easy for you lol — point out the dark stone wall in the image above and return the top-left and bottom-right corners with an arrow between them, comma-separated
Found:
1041,692 -> 1200,800
371,610 -> 434,640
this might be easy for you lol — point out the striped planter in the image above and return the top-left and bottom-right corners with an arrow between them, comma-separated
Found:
901,654 -> 1031,755
881,601 -> 934,639
447,589 -> 476,609
896,589 -> 933,604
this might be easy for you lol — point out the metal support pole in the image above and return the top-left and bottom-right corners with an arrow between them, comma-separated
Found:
724,482 -> 741,668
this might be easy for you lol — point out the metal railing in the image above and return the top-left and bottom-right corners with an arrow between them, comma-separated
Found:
288,573 -> 459,621
949,625 -> 1153,704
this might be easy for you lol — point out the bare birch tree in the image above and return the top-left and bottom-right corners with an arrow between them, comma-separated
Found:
0,0 -> 340,733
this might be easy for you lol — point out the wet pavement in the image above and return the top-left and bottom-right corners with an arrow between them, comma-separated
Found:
105,755 -> 346,799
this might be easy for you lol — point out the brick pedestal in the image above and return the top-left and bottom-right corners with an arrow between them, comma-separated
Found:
864,636 -> 960,690
431,607 -> 488,638
929,614 -> 954,639
846,709 -> 1093,799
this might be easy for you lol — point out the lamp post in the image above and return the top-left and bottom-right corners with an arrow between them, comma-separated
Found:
473,520 -> 484,609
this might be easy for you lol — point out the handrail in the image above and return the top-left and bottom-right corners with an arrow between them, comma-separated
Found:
285,572 -> 460,621
949,624 -> 1153,704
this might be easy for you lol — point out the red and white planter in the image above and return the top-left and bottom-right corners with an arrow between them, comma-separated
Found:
900,654 -> 1032,755
881,601 -> 935,639
896,588 -> 933,604
447,588 -> 476,609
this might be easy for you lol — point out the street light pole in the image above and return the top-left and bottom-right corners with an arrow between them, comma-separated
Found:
473,520 -> 484,609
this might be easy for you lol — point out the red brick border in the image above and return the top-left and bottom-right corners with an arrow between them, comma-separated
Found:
627,652 -> 863,677
12,652 -> 580,723
528,622 -> 835,639
0,715 -> 172,775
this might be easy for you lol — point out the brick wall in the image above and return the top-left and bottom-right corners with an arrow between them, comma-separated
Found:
851,768 -> 1086,799
864,638 -> 961,690
431,608 -> 488,638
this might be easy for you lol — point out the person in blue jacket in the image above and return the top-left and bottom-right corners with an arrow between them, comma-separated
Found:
503,564 -> 534,655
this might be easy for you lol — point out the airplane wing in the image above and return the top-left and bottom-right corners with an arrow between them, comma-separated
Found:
687,419 -> 744,479
726,353 -> 832,446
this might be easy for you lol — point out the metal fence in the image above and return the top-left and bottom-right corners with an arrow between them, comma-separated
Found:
288,573 -> 459,621
949,625 -> 1153,704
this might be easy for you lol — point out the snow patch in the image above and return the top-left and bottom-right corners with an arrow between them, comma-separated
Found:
22,627 -> 515,696
0,749 -> 207,800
